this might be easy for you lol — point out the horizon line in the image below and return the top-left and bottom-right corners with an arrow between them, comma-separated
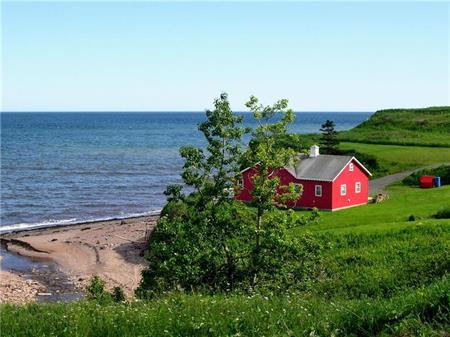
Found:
1,110 -> 375,113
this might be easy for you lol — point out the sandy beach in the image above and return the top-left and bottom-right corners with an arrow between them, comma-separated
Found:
0,215 -> 158,303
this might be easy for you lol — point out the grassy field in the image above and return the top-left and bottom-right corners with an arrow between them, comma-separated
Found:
1,184 -> 449,336
289,184 -> 450,232
338,107 -> 450,147
339,142 -> 450,176
288,185 -> 450,305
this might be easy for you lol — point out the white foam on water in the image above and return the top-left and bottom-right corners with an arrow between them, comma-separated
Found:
0,210 -> 161,234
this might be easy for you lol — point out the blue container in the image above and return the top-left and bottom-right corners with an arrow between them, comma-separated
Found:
434,176 -> 441,187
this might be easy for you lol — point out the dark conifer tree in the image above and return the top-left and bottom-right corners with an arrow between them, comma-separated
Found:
319,119 -> 339,154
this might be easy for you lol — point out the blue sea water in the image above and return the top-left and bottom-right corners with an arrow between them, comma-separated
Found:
1,112 -> 371,232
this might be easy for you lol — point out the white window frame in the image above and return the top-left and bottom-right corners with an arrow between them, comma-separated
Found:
340,184 -> 347,196
349,163 -> 354,172
355,182 -> 361,193
237,178 -> 244,188
315,185 -> 322,197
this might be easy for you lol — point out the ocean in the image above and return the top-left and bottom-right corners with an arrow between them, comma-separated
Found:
0,111 -> 371,232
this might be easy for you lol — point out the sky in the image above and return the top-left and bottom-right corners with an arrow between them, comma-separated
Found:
1,1 -> 449,112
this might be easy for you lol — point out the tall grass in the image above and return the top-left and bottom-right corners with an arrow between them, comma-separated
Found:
311,223 -> 450,299
1,276 -> 449,337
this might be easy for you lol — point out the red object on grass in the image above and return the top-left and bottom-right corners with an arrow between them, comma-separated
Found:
419,176 -> 434,188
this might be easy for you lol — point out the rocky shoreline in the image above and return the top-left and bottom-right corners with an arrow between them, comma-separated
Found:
0,270 -> 45,304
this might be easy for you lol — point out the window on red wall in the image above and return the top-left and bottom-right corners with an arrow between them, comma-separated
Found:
355,182 -> 361,193
315,185 -> 322,197
237,178 -> 244,188
349,163 -> 354,172
340,184 -> 347,196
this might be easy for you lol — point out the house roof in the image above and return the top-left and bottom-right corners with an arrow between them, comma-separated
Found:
284,154 -> 372,182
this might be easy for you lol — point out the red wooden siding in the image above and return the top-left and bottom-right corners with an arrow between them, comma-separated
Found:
236,158 -> 370,211
331,159 -> 369,210
236,167 -> 258,202
276,168 -> 333,210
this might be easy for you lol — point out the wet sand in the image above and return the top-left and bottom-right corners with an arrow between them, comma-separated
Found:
0,215 -> 158,303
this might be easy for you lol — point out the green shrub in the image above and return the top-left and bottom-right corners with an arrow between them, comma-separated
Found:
85,276 -> 114,304
434,206 -> 450,219
160,199 -> 188,221
86,276 -> 127,303
137,199 -> 323,298
274,208 -> 320,228
112,287 -> 126,303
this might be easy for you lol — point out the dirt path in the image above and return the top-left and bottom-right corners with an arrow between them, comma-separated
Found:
369,163 -> 449,195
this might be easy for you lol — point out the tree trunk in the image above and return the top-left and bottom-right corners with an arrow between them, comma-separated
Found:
256,208 -> 263,251
252,207 -> 263,288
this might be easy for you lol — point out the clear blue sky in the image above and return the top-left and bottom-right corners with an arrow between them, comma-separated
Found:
1,1 -> 449,112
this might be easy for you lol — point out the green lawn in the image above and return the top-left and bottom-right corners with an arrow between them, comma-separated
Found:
286,185 -> 450,304
340,142 -> 450,176
289,184 -> 450,233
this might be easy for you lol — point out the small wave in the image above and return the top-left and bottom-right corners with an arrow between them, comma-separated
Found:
0,210 -> 161,234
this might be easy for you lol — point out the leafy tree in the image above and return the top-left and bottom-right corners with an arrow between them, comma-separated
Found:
239,133 -> 307,170
244,96 -> 303,286
319,119 -> 339,154
273,133 -> 307,152
177,92 -> 249,288
163,184 -> 184,203
137,94 -> 323,297
138,93 -> 249,295
177,92 -> 248,204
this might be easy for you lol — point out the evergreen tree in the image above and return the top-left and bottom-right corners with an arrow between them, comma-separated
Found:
319,119 -> 339,154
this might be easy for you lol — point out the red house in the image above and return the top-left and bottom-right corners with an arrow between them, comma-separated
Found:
236,145 -> 372,211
